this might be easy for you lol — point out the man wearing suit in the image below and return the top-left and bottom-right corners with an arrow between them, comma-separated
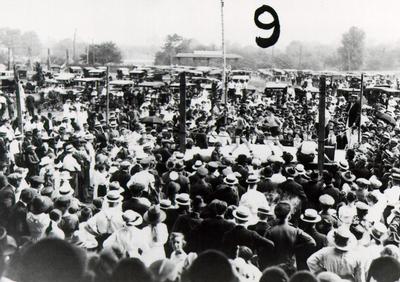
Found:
188,200 -> 234,253
346,93 -> 361,142
222,206 -> 274,259
257,166 -> 277,193
7,189 -> 34,242
248,207 -> 274,236
279,167 -> 308,210
122,182 -> 150,216
265,202 -> 316,274
110,161 -> 132,197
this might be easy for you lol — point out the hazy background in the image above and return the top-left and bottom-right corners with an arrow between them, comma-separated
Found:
0,0 -> 399,69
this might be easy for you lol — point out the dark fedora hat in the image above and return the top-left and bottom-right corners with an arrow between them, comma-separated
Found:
144,205 -> 166,225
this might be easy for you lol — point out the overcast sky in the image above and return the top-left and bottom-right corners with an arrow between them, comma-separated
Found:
0,0 -> 399,48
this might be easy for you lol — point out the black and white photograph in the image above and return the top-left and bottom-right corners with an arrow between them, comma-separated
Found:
0,0 -> 399,282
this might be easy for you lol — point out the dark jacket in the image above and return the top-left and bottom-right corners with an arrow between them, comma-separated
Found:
188,216 -> 235,253
278,178 -> 307,207
172,212 -> 202,239
122,198 -> 150,216
222,225 -> 274,259
265,222 -> 316,270
7,201 -> 29,240
346,101 -> 361,127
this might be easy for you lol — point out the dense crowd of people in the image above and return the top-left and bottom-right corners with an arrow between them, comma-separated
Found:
0,72 -> 399,282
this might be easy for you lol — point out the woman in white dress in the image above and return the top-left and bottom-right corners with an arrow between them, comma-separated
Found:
141,205 -> 168,266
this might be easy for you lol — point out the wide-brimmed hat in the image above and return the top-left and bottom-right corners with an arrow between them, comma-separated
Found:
122,210 -> 143,226
338,160 -> 349,170
246,174 -> 260,184
300,209 -> 322,223
371,222 -> 388,241
233,206 -> 251,222
285,167 -> 298,178
197,167 -> 209,177
144,205 -> 166,224
224,174 -> 238,185
106,190 -> 123,203
327,226 -> 357,251
356,178 -> 370,187
176,193 -> 190,206
109,182 -> 124,194
295,164 -> 306,174
192,160 -> 203,171
59,184 -> 74,196
341,171 -> 356,182
160,199 -> 172,209
319,194 -> 335,206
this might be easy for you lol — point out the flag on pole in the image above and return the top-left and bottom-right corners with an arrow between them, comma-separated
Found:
18,81 -> 25,113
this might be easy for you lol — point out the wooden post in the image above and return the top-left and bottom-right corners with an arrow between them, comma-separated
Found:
66,49 -> 69,66
13,65 -> 23,135
86,46 -> 89,65
7,48 -> 11,71
179,72 -> 186,153
318,76 -> 326,175
47,49 -> 51,71
106,67 -> 110,126
358,73 -> 364,143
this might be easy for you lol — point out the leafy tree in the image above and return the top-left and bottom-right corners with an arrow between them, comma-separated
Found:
80,41 -> 122,65
337,26 -> 366,71
154,34 -> 192,65
32,62 -> 45,87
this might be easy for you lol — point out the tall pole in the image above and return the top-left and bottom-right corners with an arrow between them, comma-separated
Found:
318,76 -> 326,175
106,66 -> 110,126
66,49 -> 69,66
358,73 -> 364,142
179,72 -> 186,153
27,47 -> 32,71
73,28 -> 77,63
220,0 -> 227,105
13,65 -> 23,135
86,46 -> 89,65
7,48 -> 11,71
47,48 -> 51,71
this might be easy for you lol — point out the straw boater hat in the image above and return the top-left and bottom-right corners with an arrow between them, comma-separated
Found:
327,226 -> 357,251
246,174 -> 260,184
192,160 -> 203,171
109,182 -> 124,194
233,206 -> 251,222
338,160 -> 349,170
144,205 -> 166,225
341,171 -> 356,182
301,209 -> 322,223
122,210 -> 143,226
224,174 -> 238,185
295,164 -> 306,174
176,193 -> 190,206
59,184 -> 74,197
106,190 -> 123,203
370,222 -> 388,242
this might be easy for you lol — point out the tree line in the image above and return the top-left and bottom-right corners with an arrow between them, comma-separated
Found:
155,27 -> 400,71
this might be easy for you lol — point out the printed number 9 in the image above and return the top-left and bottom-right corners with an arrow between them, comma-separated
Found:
254,5 -> 280,48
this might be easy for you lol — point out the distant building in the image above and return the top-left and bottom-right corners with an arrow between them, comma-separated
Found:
175,50 -> 241,67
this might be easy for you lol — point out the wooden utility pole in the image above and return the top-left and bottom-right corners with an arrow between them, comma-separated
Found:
318,76 -> 326,175
13,65 -> 23,135
66,49 -> 69,66
27,47 -> 32,71
179,72 -> 186,153
358,73 -> 364,142
47,49 -> 51,71
7,48 -> 11,70
86,46 -> 89,65
106,66 -> 110,126
220,0 -> 227,105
